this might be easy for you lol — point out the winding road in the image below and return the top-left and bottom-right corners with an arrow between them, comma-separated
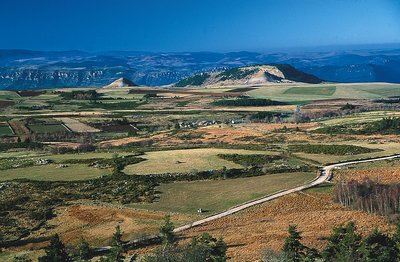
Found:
93,154 -> 400,253
174,154 -> 400,232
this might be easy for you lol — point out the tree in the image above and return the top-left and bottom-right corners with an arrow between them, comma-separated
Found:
141,232 -> 226,262
100,225 -> 125,262
160,215 -> 175,246
38,234 -> 71,262
361,229 -> 397,262
322,222 -> 362,262
393,221 -> 400,259
77,238 -> 92,261
13,255 -> 32,262
191,233 -> 227,262
282,224 -> 306,262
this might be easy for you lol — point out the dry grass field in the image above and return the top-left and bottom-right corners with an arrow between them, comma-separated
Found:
180,191 -> 394,261
1,204 -> 195,262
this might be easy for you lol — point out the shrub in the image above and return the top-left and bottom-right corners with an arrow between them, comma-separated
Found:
212,98 -> 287,107
288,144 -> 380,155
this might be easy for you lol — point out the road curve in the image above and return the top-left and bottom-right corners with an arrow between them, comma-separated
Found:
174,154 -> 400,232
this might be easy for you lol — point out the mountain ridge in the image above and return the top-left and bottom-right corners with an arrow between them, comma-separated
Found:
0,47 -> 399,90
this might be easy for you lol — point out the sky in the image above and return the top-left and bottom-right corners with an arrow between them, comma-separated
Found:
0,0 -> 399,52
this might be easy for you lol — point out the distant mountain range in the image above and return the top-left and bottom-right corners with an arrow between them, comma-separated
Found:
0,47 -> 399,90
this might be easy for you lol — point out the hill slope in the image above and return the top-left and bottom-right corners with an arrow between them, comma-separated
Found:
174,64 -> 323,87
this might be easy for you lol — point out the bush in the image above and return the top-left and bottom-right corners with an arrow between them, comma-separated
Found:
217,67 -> 257,81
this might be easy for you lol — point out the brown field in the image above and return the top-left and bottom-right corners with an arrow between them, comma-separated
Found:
179,192 -> 394,261
8,120 -> 30,141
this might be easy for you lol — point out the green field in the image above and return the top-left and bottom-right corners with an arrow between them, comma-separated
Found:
28,124 -> 68,133
130,172 -> 315,215
123,148 -> 276,175
0,124 -> 13,136
247,83 -> 400,102
283,85 -> 336,96
0,164 -> 111,181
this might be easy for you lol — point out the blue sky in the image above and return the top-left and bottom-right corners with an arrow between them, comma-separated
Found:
1,0 -> 399,52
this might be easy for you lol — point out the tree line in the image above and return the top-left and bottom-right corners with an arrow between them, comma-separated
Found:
334,178 -> 400,217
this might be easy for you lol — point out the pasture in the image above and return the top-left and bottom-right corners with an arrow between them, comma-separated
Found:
130,172 -> 315,215
0,164 -> 111,181
123,148 -> 275,175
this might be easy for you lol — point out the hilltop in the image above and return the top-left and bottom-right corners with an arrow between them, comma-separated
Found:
174,64 -> 323,87
103,77 -> 137,88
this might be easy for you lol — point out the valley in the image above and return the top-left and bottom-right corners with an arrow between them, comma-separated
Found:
1,72 -> 400,261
